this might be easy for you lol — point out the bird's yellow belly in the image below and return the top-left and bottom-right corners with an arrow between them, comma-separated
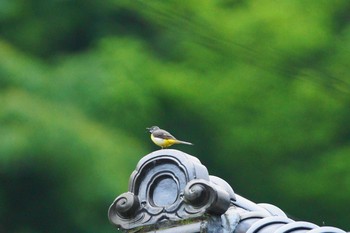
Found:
151,135 -> 176,148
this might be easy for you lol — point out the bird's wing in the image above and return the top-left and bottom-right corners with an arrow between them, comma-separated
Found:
153,129 -> 177,140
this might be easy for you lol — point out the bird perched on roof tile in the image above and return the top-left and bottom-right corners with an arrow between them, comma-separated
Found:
147,126 -> 193,149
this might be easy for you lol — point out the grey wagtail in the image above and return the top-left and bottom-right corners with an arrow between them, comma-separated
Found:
147,126 -> 193,149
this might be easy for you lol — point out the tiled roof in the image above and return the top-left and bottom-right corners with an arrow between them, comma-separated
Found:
108,149 -> 348,233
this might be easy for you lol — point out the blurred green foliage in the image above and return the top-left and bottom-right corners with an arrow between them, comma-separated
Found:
1,0 -> 350,232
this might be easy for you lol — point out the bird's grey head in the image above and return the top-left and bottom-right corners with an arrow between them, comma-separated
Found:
147,126 -> 159,133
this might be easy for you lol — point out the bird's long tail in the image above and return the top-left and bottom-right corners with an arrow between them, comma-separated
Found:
175,140 -> 193,145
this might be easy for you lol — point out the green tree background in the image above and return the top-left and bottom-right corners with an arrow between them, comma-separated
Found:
1,0 -> 350,232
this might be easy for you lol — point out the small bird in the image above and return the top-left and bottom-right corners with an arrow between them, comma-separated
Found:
147,126 -> 193,149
